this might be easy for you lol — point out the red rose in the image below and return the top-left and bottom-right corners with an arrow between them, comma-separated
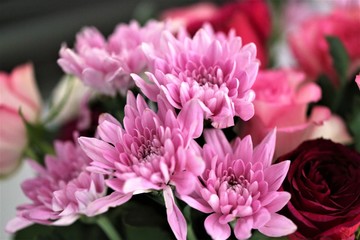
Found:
276,139 -> 360,239
161,0 -> 271,68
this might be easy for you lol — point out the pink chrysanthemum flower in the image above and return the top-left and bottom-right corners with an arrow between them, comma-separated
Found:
58,20 -> 169,96
79,91 -> 205,240
179,129 -> 297,240
6,140 -> 106,233
132,25 -> 259,128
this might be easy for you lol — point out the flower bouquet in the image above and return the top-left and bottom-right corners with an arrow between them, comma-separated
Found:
1,0 -> 360,239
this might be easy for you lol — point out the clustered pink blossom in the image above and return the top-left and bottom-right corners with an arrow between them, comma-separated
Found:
132,25 -> 259,128
79,92 -> 205,240
6,140 -> 106,233
180,129 -> 297,239
5,20 -> 305,240
58,20 -> 170,96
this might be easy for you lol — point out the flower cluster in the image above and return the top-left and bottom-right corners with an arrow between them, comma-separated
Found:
58,21 -> 171,96
1,1 -> 360,240
132,25 -> 259,128
6,139 -> 106,232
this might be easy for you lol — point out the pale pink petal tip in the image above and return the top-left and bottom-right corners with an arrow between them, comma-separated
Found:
259,213 -> 297,237
5,217 -> 33,233
309,114 -> 353,144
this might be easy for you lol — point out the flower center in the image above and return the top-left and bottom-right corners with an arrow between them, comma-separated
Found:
222,169 -> 249,193
137,139 -> 162,162
188,65 -> 224,87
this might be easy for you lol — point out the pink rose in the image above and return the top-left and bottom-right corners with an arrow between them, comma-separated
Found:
238,69 -> 351,158
0,64 -> 42,177
289,8 -> 360,85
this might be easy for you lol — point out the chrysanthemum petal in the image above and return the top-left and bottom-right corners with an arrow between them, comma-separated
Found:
234,217 -> 253,240
178,99 -> 204,139
5,217 -> 33,234
204,213 -> 231,240
203,129 -> 232,158
164,186 -> 187,240
86,192 -> 132,216
253,128 -> 276,167
264,161 -> 290,191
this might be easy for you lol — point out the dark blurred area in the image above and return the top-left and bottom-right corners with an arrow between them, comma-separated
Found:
0,0 -> 202,98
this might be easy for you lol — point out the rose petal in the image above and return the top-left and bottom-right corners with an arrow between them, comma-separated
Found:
258,213 -> 297,237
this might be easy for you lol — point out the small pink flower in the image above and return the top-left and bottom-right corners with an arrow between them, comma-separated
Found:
0,64 -> 42,177
238,69 -> 350,158
132,25 -> 259,128
356,74 -> 360,89
79,92 -> 205,240
6,140 -> 106,233
58,20 -> 170,96
179,129 -> 297,239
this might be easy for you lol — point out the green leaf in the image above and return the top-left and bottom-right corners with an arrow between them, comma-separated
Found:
121,195 -> 168,227
125,225 -> 173,240
348,95 -> 360,152
249,230 -> 288,240
13,221 -> 106,240
326,36 -> 349,85
19,109 -> 55,164
316,74 -> 336,109
355,226 -> 360,240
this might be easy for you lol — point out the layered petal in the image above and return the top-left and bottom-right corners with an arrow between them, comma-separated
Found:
133,25 -> 259,128
79,92 -> 204,239
181,130 -> 295,239
7,140 -> 106,232
58,20 -> 171,96
204,213 -> 231,240
164,186 -> 187,240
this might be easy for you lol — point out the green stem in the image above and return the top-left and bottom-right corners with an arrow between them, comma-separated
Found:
183,206 -> 197,240
23,147 -> 37,160
187,224 -> 197,240
96,215 -> 122,240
